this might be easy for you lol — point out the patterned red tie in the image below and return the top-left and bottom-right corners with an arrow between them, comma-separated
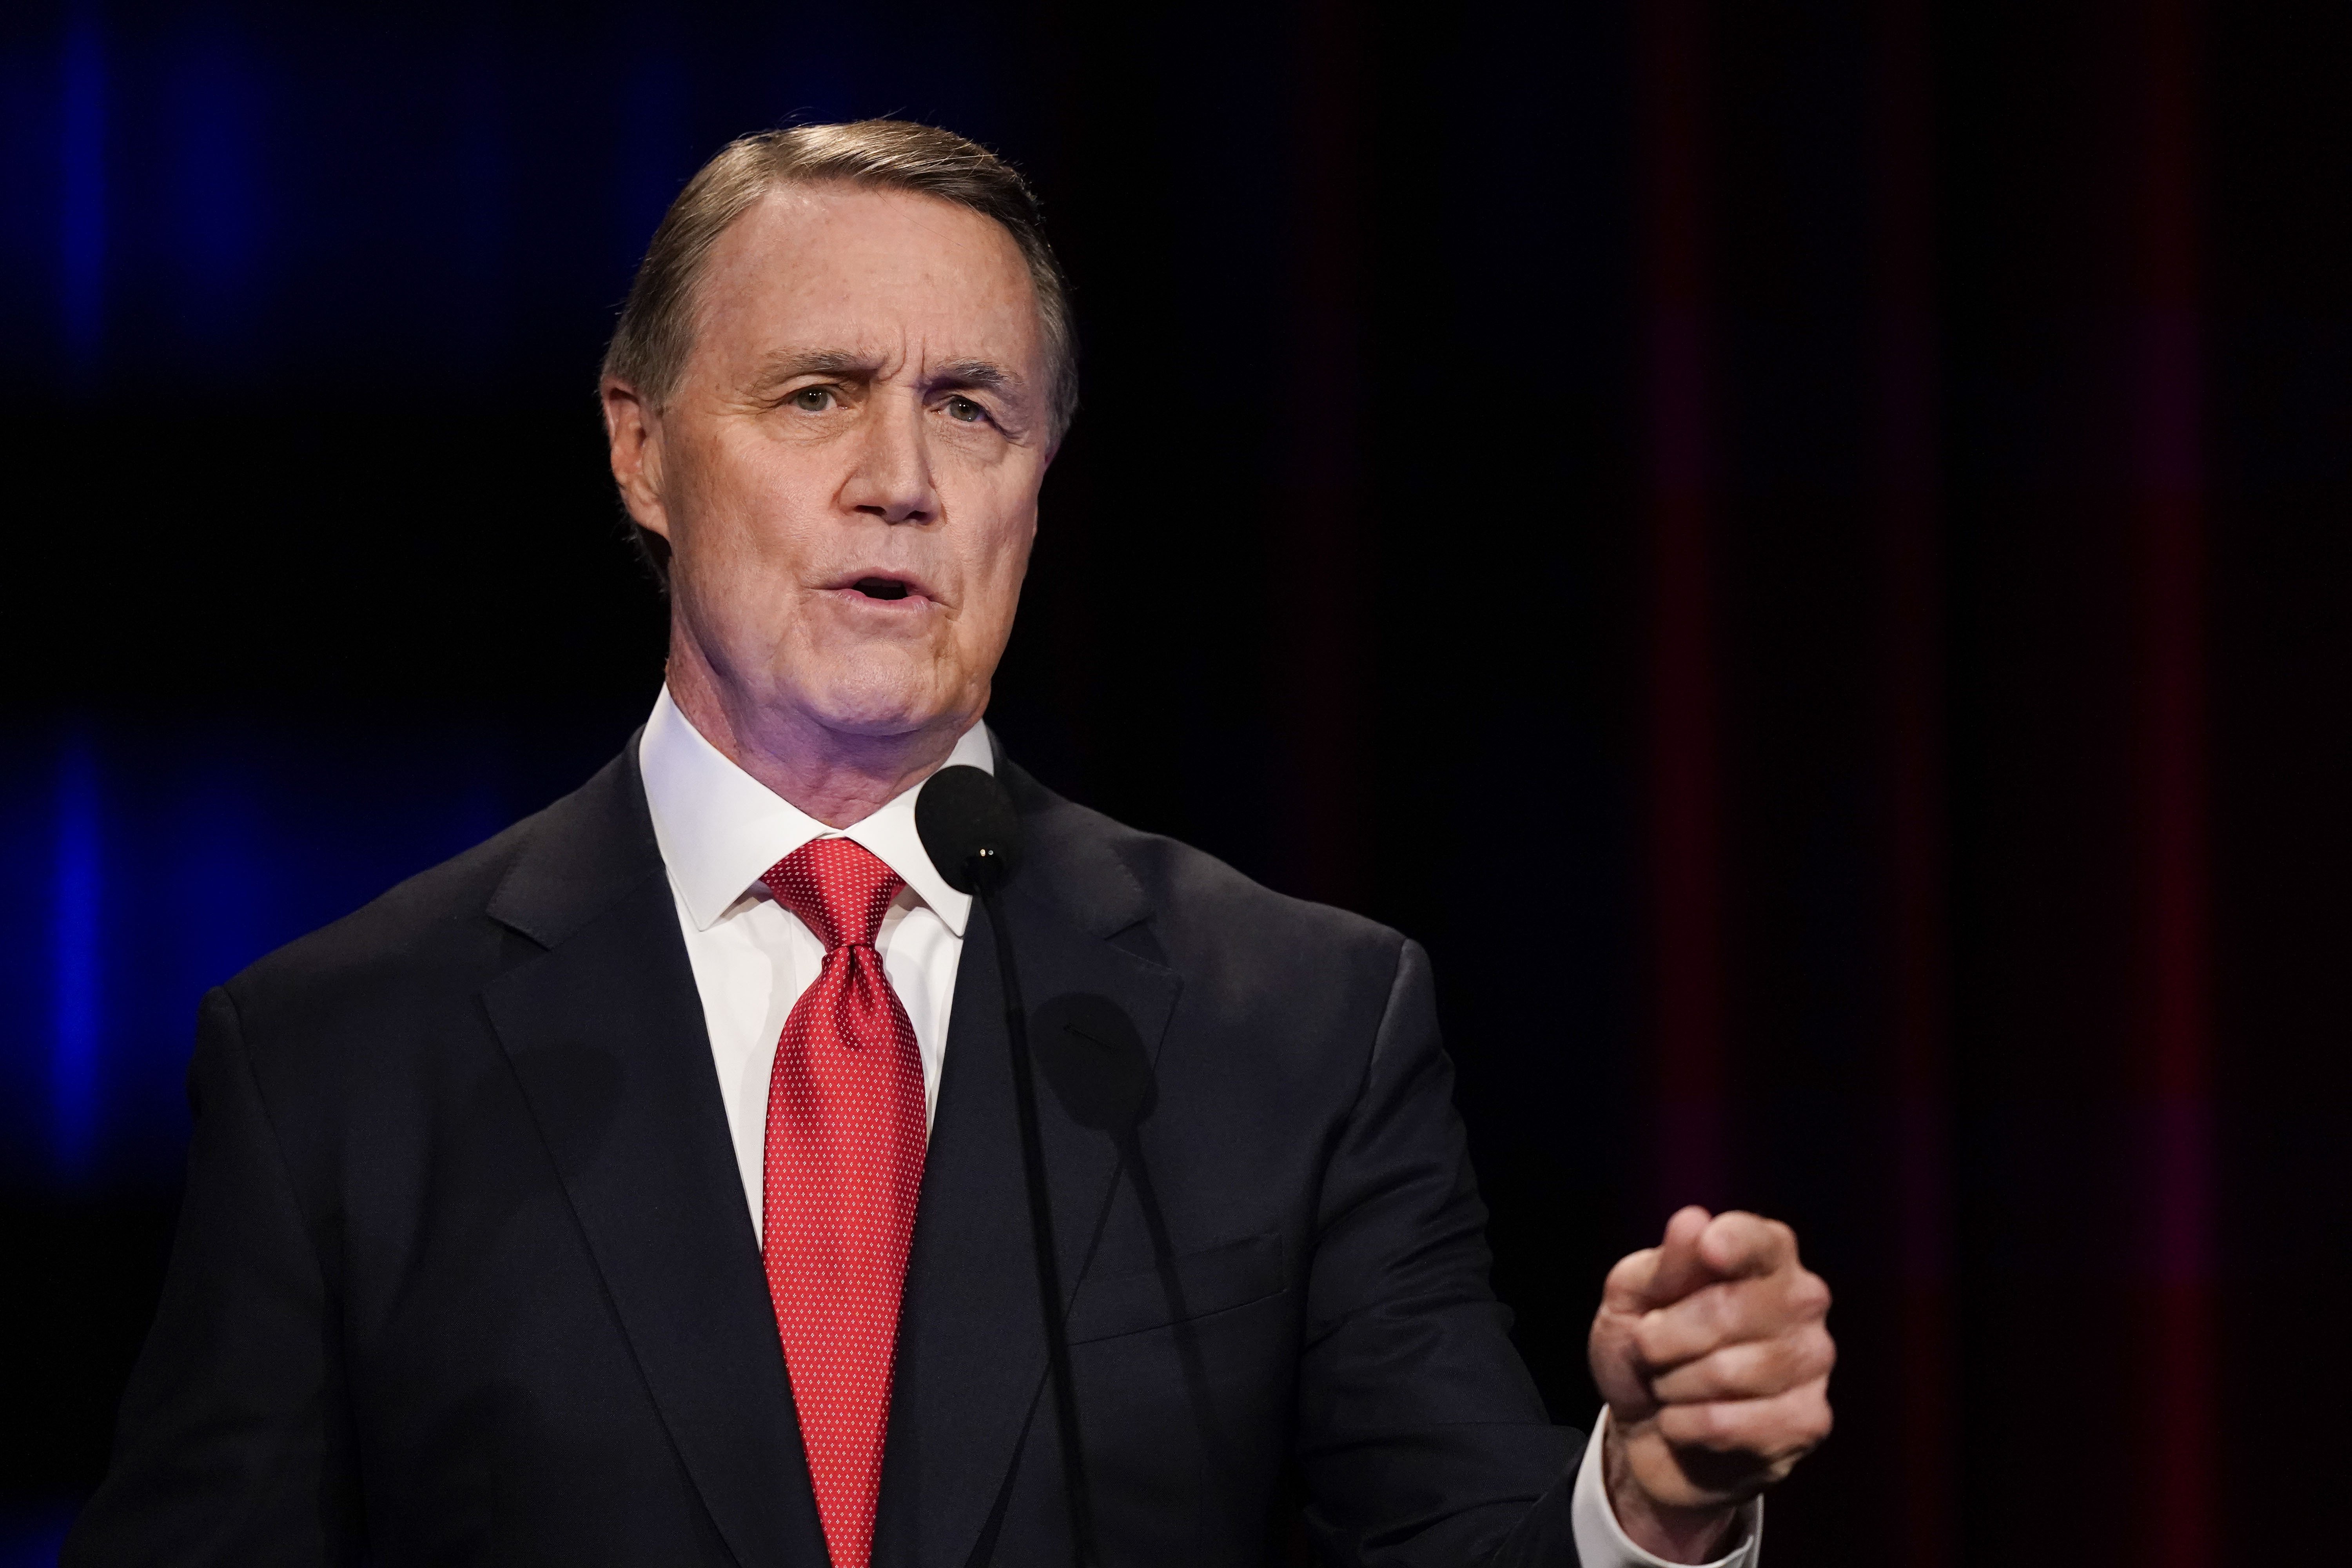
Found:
759,837 -> 928,1568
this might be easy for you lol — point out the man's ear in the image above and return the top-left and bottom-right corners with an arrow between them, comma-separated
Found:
601,377 -> 671,542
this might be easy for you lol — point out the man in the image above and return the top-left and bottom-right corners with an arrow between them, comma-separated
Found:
66,122 -> 1831,1567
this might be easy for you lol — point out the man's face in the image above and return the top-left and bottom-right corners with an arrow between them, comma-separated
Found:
608,184 -> 1053,746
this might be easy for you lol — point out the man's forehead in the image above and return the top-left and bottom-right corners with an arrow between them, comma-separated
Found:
700,185 -> 1042,362
713,186 -> 1028,303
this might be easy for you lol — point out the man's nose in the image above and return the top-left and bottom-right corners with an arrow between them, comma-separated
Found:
840,397 -> 940,525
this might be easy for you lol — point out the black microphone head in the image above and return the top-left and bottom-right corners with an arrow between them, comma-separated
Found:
915,764 -> 1022,894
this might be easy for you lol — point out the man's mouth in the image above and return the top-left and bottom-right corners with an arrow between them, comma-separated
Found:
825,568 -> 934,608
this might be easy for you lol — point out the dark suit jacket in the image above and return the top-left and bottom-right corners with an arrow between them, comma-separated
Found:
65,743 -> 1587,1566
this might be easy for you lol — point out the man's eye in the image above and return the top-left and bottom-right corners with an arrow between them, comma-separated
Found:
945,396 -> 986,424
789,387 -> 834,412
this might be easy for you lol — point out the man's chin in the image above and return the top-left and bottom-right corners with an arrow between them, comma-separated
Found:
789,672 -> 978,744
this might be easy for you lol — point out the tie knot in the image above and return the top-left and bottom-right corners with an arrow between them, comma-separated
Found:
761,838 -> 905,952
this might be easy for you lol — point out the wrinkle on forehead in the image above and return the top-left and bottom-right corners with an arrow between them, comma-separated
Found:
692,185 -> 1043,386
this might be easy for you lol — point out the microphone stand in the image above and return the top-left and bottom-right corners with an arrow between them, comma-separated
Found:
970,852 -> 1099,1568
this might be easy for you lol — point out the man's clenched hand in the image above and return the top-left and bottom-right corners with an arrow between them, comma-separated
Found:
1586,1207 -> 1835,1563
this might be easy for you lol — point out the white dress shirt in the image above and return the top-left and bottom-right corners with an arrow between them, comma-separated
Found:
636,686 -> 1760,1567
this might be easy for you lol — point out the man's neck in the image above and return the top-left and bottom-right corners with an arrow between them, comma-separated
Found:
664,658 -> 970,830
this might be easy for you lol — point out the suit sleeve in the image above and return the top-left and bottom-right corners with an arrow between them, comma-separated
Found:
1292,938 -> 1586,1567
63,986 -> 361,1567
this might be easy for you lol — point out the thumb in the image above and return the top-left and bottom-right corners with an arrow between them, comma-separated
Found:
1639,1205 -> 1716,1309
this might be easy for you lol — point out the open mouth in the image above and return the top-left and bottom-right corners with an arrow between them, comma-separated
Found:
849,577 -> 913,602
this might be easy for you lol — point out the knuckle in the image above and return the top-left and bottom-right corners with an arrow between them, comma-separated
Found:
1674,1347 -> 1739,1401
1720,1340 -> 1765,1386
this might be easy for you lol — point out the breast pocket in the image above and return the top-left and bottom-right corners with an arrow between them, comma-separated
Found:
1065,1231 -> 1286,1345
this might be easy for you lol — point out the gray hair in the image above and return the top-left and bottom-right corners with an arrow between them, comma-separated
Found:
603,119 -> 1077,434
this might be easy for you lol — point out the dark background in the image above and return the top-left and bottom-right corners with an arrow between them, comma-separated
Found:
2,1 -> 2346,1564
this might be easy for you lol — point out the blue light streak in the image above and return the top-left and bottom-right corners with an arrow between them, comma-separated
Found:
59,8 -> 107,375
166,34 -> 265,351
50,740 -> 103,1182
0,1505 -> 73,1568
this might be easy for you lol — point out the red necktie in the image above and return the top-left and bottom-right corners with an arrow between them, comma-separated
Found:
760,837 -> 928,1568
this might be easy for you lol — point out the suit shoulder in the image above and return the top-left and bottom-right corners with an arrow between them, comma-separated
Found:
1015,780 -> 1420,1082
223,803 -> 543,1015
1030,786 -> 1407,971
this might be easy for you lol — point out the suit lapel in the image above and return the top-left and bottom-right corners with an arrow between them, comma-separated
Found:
875,769 -> 1183,1568
480,749 -> 829,1568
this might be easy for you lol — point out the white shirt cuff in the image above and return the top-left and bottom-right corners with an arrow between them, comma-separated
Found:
1569,1407 -> 1764,1568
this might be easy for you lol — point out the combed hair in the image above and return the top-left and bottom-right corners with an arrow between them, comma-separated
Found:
603,119 -> 1078,433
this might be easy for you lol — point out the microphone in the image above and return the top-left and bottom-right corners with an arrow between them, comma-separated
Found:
915,764 -> 1098,1568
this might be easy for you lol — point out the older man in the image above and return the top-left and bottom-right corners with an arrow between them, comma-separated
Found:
66,122 -> 1830,1568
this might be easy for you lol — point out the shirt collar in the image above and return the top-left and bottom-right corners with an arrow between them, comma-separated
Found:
638,685 -> 993,937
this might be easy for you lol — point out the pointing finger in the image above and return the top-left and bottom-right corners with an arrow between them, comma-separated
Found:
1639,1205 -> 1716,1308
1599,1205 -> 1713,1316
1600,1244 -> 1664,1318
1696,1211 -> 1799,1281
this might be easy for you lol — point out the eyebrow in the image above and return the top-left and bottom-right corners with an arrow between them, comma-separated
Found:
748,347 -> 873,392
747,347 -> 1030,403
929,358 -> 1025,397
